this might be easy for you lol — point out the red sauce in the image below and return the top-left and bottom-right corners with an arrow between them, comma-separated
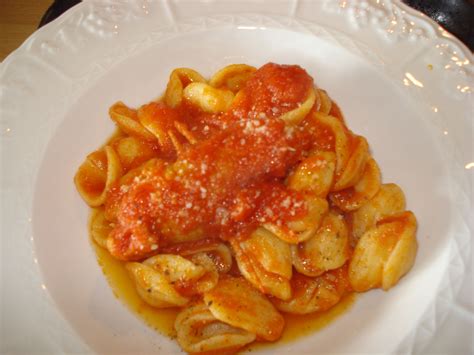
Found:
105,63 -> 322,261
81,63 -> 366,352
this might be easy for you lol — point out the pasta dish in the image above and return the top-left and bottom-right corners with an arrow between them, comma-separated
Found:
75,63 -> 418,353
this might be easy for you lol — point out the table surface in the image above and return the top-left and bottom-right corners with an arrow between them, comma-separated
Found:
0,0 -> 52,61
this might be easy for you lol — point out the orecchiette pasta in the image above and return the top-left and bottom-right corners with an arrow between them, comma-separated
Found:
209,64 -> 257,92
184,253 -> 220,295
287,151 -> 336,198
279,88 -> 317,125
330,158 -> 381,212
332,135 -> 369,191
74,146 -> 122,207
292,211 -> 350,277
204,277 -> 285,341
183,82 -> 235,113
316,89 -> 332,115
264,194 -> 329,244
126,253 -> 218,307
349,211 -> 417,291
75,63 -> 418,353
126,259 -> 190,308
165,68 -> 206,108
350,183 -> 406,240
202,243 -> 233,274
163,241 -> 233,274
232,227 -> 292,300
89,208 -> 112,248
175,302 -> 256,353
109,102 -> 156,141
111,135 -> 157,171
310,112 -> 351,176
137,102 -> 184,154
273,267 -> 349,315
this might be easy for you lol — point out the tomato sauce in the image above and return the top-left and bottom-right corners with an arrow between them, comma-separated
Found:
105,63 -> 321,261
85,63 -> 363,351
92,236 -> 356,348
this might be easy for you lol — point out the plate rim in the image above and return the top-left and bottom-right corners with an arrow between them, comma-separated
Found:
1,1 -> 472,354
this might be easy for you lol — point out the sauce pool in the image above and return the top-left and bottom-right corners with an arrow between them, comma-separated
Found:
92,234 -> 356,350
92,239 -> 178,338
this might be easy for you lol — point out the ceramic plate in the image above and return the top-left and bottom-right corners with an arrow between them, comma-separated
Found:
1,0 -> 472,353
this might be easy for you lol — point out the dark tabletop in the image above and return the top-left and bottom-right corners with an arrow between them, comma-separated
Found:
39,0 -> 473,51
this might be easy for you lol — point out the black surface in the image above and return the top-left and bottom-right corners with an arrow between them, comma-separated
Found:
403,0 -> 474,50
39,0 -> 81,28
39,0 -> 473,51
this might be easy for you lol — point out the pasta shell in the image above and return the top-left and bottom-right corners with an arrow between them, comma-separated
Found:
287,151 -> 336,198
145,253 -> 218,296
311,112 -> 350,175
175,302 -> 256,353
349,211 -> 417,292
143,254 -> 203,281
173,120 -> 198,144
112,136 -> 157,171
126,253 -> 220,308
165,68 -> 206,108
74,146 -> 122,207
203,243 -> 233,274
204,277 -> 285,341
382,214 -> 418,290
330,158 -> 381,211
184,253 -> 219,295
183,82 -> 235,113
280,88 -> 316,125
292,212 -> 350,277
242,228 -> 292,278
89,208 -> 112,248
332,135 -> 369,191
264,194 -> 329,243
209,64 -> 257,92
350,183 -> 406,240
126,261 -> 190,308
162,240 -> 233,274
137,102 -> 183,155
316,89 -> 332,115
232,228 -> 292,300
109,102 -> 156,141
273,267 -> 349,315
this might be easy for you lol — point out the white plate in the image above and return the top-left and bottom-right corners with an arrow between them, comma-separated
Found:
1,0 -> 472,354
